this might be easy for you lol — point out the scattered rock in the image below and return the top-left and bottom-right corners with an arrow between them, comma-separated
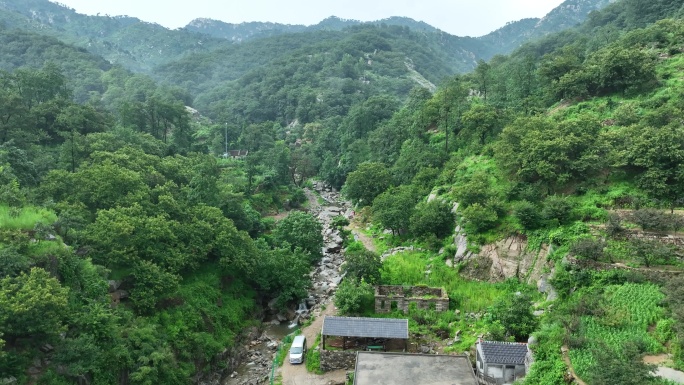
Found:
107,280 -> 121,293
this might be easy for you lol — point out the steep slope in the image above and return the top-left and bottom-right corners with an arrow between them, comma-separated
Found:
182,24 -> 470,122
0,25 -> 114,102
478,0 -> 615,55
0,0 -> 231,72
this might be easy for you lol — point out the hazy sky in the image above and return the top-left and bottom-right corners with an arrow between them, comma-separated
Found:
51,0 -> 565,37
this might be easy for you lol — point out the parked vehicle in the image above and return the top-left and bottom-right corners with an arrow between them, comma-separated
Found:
289,335 -> 307,364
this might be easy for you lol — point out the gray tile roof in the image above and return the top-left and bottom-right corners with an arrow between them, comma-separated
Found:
322,316 -> 409,339
479,341 -> 528,365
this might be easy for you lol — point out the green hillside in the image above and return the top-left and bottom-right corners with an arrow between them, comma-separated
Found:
4,0 -> 684,384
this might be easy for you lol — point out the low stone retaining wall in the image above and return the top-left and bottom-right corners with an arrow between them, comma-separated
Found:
320,350 -> 357,371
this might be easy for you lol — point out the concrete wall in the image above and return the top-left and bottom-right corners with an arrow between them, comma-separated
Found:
320,350 -> 357,371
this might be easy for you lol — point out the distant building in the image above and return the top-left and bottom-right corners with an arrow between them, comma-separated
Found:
475,340 -> 531,385
223,150 -> 249,159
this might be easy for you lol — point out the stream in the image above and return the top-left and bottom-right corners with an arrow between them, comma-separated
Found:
203,182 -> 352,385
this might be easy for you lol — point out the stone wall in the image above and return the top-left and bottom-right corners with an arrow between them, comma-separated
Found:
320,350 -> 357,371
374,285 -> 449,313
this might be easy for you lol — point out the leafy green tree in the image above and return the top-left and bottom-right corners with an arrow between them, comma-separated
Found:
0,245 -> 30,277
340,95 -> 399,149
542,195 -> 575,225
0,164 -> 25,206
586,46 -> 656,95
42,161 -> 149,212
570,238 -> 606,261
343,162 -> 392,206
538,45 -> 585,100
273,211 -> 323,262
474,59 -> 492,101
409,199 -> 455,238
391,139 -> 443,185
630,239 -> 673,267
489,292 -> 537,342
253,243 -> 311,309
125,324 -> 186,385
0,267 -> 69,342
453,172 -> 494,207
372,185 -> 419,235
514,200 -> 542,230
289,146 -> 316,187
496,114 -> 605,191
625,125 -> 684,210
630,208 -> 671,231
334,279 -> 374,316
461,203 -> 498,234
461,103 -> 500,145
588,341 -> 657,385
130,260 -> 180,313
342,248 -> 382,284
605,213 -> 625,238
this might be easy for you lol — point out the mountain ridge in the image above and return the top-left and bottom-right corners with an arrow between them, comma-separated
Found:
0,0 -> 613,75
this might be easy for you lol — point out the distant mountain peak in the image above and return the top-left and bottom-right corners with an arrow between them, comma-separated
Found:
478,0 -> 613,53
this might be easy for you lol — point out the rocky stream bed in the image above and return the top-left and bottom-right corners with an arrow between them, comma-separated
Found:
199,182 -> 352,385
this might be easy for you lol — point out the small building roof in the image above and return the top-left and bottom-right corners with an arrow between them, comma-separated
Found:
322,316 -> 408,339
478,341 -> 528,365
354,352 -> 477,385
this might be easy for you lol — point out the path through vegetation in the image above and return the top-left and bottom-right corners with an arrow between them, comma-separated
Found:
278,304 -> 346,385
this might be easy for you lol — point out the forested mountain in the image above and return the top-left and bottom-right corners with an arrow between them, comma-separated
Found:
0,0 -> 611,79
185,16 -> 442,43
155,24 -> 486,122
0,0 -> 232,72
478,0 -> 615,52
5,0 -> 684,384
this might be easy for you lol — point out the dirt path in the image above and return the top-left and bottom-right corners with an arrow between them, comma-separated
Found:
347,221 -> 377,253
278,303 -> 346,385
643,355 -> 684,384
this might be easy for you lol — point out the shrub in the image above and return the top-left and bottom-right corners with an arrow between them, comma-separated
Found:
542,195 -> 574,225
332,215 -> 350,228
605,213 -> 624,238
409,200 -> 455,238
630,238 -> 674,267
570,238 -> 606,261
288,188 -> 307,208
342,249 -> 382,284
334,279 -> 374,315
669,214 -> 684,234
488,292 -> 538,342
514,200 -> 542,230
630,208 -> 670,231
461,203 -> 498,234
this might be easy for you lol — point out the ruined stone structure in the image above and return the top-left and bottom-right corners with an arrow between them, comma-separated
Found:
374,285 -> 449,313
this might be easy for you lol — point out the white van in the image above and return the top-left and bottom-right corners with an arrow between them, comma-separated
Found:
289,335 -> 307,364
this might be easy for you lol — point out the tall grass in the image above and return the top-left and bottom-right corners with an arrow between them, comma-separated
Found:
381,251 -> 505,313
0,205 -> 57,230
305,334 -> 323,374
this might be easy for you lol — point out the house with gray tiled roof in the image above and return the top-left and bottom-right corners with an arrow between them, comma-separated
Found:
475,340 -> 531,385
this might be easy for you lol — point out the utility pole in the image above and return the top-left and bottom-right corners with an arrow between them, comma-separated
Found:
225,122 -> 228,157
443,86 -> 450,157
